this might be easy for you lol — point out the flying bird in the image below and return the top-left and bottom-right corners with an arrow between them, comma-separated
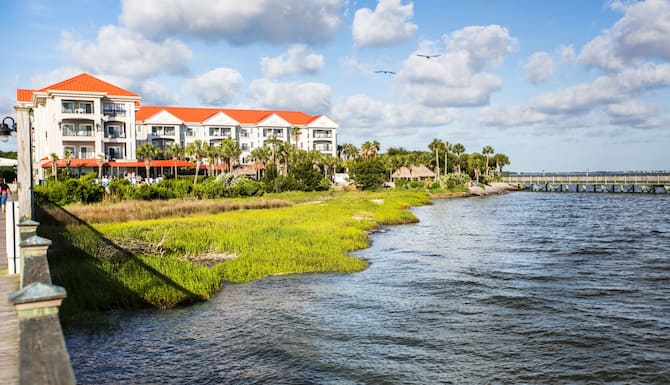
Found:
416,54 -> 441,59
375,70 -> 396,74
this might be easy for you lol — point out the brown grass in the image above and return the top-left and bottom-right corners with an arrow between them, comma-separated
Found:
54,198 -> 293,223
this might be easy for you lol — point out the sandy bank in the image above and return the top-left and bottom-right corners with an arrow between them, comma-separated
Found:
467,182 -> 517,196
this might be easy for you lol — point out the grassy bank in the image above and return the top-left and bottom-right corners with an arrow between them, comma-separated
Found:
40,190 -> 431,324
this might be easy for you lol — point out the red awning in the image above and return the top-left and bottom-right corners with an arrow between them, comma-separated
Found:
41,159 -> 101,168
107,160 -> 196,168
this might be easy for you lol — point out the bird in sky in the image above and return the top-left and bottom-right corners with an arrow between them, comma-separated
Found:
416,54 -> 441,59
375,70 -> 396,74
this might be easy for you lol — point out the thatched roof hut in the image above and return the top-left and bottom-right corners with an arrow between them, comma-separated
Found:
391,165 -> 436,181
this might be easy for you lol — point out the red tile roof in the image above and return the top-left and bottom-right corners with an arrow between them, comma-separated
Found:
137,106 -> 322,125
17,89 -> 36,103
39,73 -> 139,97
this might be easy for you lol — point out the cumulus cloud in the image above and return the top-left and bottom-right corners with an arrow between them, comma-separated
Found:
140,81 -> 180,105
444,25 -> 518,71
58,25 -> 191,86
184,68 -> 243,106
531,63 -> 670,114
339,56 -> 376,77
559,44 -> 577,63
477,104 -> 548,127
395,25 -> 516,107
579,0 -> 670,71
352,0 -> 418,48
249,79 -> 331,115
332,94 -> 456,136
261,45 -> 325,79
524,51 -> 555,84
119,0 -> 340,45
606,100 -> 662,128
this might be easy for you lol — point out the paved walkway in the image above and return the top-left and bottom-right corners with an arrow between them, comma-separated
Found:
0,197 -> 19,385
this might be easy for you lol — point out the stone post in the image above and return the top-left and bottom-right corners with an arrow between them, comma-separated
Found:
20,234 -> 52,287
8,282 -> 76,385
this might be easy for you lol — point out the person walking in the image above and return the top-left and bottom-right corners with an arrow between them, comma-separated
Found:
0,178 -> 11,213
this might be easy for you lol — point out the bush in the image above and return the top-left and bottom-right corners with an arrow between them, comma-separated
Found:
440,173 -> 470,189
348,158 -> 387,190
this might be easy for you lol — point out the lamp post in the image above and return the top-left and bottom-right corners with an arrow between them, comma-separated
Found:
0,116 -> 15,142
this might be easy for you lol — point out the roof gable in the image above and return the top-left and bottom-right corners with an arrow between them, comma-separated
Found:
202,111 -> 239,126
307,115 -> 338,128
40,73 -> 139,98
17,89 -> 36,103
143,110 -> 183,125
257,113 -> 290,127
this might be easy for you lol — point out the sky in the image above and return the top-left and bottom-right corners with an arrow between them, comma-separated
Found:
1,0 -> 669,172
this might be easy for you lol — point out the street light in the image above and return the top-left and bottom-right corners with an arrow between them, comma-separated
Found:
0,116 -> 16,142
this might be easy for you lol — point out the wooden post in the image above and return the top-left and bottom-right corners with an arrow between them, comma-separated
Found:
14,106 -> 33,220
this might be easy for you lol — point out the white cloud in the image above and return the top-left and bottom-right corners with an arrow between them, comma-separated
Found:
559,44 -> 576,63
260,45 -> 325,79
184,68 -> 243,106
579,0 -> 670,72
531,63 -> 670,114
0,92 -> 13,117
119,0 -> 341,45
395,25 -> 516,107
58,25 -> 191,86
352,0 -> 418,48
332,94 -> 455,136
444,25 -> 518,71
477,104 -> 548,127
339,56 -> 376,77
524,51 -> 555,84
249,79 -> 331,115
140,81 -> 180,106
607,100 -> 662,128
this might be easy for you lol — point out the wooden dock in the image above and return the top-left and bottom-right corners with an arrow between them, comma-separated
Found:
0,201 -> 19,385
504,174 -> 670,193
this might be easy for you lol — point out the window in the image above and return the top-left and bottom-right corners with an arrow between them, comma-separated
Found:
79,102 -> 93,114
152,126 -> 176,136
313,143 -> 332,151
79,124 -> 93,136
64,146 -> 76,158
185,127 -> 195,137
106,124 -> 125,138
79,146 -> 92,158
240,129 -> 249,138
103,103 -> 126,117
107,146 -> 123,160
241,143 -> 249,151
62,123 -> 76,136
62,101 -> 75,113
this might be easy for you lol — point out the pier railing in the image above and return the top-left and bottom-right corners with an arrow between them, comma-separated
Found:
504,174 -> 670,185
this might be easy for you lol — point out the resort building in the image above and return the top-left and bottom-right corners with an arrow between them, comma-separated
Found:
16,73 -> 338,179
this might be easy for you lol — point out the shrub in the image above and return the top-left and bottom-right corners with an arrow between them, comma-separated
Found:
348,158 -> 387,190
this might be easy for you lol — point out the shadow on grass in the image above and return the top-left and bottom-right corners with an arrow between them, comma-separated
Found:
35,203 -> 207,326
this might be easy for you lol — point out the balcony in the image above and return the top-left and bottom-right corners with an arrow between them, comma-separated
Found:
62,128 -> 94,138
313,131 -> 332,139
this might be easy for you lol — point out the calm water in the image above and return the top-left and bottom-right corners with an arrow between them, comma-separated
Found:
65,193 -> 670,384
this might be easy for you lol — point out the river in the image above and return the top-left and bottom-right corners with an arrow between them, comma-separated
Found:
64,192 -> 670,384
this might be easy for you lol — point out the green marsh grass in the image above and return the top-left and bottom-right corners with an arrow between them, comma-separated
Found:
43,190 -> 432,321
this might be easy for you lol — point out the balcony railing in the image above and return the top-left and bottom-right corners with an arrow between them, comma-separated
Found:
313,132 -> 332,138
63,128 -> 94,137
105,131 -> 126,139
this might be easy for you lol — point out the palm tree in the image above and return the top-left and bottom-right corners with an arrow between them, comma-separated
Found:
492,153 -> 510,175
360,140 -> 380,160
265,135 -> 282,169
277,141 -> 293,175
50,152 -> 59,182
219,137 -> 241,173
64,148 -> 73,177
164,142 -> 184,178
482,145 -> 494,176
249,146 -> 271,179
428,138 -> 443,179
291,126 -> 302,149
444,140 -> 451,176
467,152 -> 485,182
452,143 -> 465,173
136,142 -> 159,183
205,142 -> 218,177
185,140 -> 207,184
96,153 -> 105,179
